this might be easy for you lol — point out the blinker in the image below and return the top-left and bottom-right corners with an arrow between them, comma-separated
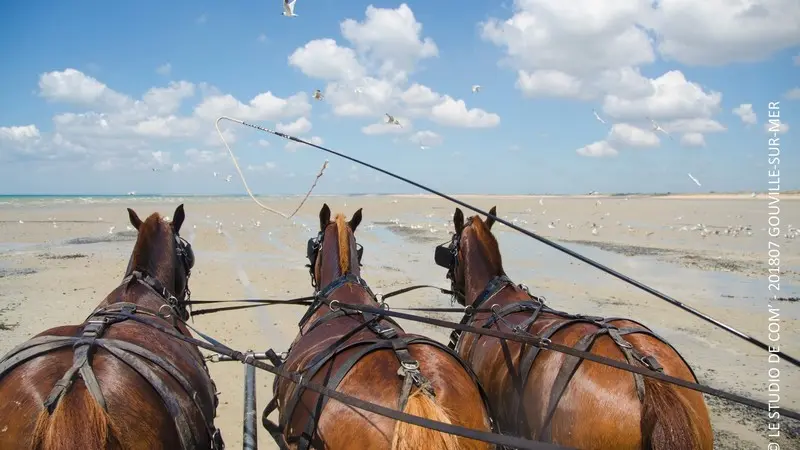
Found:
434,244 -> 455,269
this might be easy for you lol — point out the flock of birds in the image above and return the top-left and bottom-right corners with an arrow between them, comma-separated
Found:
591,109 -> 702,188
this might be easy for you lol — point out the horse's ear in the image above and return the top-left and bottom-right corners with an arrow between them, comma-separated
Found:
319,203 -> 331,231
453,208 -> 464,234
485,206 -> 497,230
172,204 -> 185,234
348,208 -> 363,233
127,208 -> 143,230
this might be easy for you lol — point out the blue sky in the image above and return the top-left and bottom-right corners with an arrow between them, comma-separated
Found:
0,0 -> 798,195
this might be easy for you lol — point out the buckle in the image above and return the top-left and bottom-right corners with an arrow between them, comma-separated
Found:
401,360 -> 420,371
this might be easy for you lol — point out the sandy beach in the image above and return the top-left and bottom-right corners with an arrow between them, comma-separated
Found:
1,194 -> 798,449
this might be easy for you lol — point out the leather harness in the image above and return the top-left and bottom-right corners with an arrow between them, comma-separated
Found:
0,236 -> 224,450
263,229 -> 503,450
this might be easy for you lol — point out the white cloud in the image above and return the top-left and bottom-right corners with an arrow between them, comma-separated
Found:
247,161 -> 277,171
287,4 -> 500,128
194,91 -> 311,122
603,71 -> 722,121
171,163 -> 181,172
680,132 -> 706,147
785,88 -> 800,100
409,130 -> 443,147
732,104 -> 757,124
608,123 -> 660,148
156,63 -> 172,76
430,97 -> 500,128
289,39 -> 365,81
653,0 -> 800,66
576,141 -> 618,157
143,81 -> 195,115
0,125 -> 41,141
340,3 -> 438,76
764,121 -> 789,134
257,139 -> 270,147
39,68 -> 130,110
516,70 -> 586,99
276,117 -> 313,135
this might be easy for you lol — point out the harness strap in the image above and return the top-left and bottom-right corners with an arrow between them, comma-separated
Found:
538,331 -> 601,441
449,275 -> 513,349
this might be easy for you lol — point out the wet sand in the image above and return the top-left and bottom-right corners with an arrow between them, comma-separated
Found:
1,194 -> 798,449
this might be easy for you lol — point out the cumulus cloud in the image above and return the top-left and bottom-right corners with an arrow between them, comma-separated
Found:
732,104 -> 757,124
576,141 -> 618,157
287,4 -> 500,129
276,117 -> 312,135
785,88 -> 800,100
0,125 -> 41,141
608,123 -> 660,148
680,132 -> 706,147
5,67 -> 312,169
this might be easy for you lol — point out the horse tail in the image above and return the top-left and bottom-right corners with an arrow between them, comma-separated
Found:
641,376 -> 708,450
30,387 -> 119,450
391,388 -> 461,450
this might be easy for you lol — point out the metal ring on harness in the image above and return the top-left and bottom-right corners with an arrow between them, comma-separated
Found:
158,304 -> 174,318
329,300 -> 340,312
490,304 -> 501,314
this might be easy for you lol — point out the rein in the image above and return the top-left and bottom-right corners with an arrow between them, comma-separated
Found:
217,115 -> 800,369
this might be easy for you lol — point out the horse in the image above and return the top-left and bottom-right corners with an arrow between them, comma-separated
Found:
0,204 -> 224,450
433,206 -> 713,450
265,204 -> 495,450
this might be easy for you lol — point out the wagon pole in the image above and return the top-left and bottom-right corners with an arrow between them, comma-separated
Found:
208,350 -> 274,450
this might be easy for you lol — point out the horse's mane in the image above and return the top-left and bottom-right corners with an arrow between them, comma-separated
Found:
470,216 -> 504,275
335,213 -> 350,275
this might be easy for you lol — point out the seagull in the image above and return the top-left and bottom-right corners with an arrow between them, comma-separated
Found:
312,89 -> 324,101
687,173 -> 702,187
385,113 -> 402,127
647,117 -> 673,140
420,145 -> 429,150
282,0 -> 297,17
592,109 -> 606,124
471,85 -> 481,93
538,197 -> 544,206
354,87 -> 363,95
108,226 -> 115,234
213,172 -> 218,178
225,175 -> 232,182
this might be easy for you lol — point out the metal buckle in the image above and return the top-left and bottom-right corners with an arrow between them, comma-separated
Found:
401,360 -> 420,371
329,300 -> 340,312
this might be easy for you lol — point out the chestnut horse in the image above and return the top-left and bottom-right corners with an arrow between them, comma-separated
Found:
434,207 -> 713,450
0,204 -> 223,450
266,204 -> 494,450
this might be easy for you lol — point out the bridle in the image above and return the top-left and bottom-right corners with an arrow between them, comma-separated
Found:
123,229 -> 196,320
434,221 -> 466,302
306,226 -> 363,292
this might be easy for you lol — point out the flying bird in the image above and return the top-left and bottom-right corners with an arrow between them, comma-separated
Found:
420,145 -> 429,150
213,171 -> 218,178
225,175 -> 232,182
312,89 -> 324,101
592,109 -> 606,124
647,117 -> 673,140
282,0 -> 297,17
354,87 -> 363,95
385,113 -> 402,127
471,85 -> 481,93
687,173 -> 702,187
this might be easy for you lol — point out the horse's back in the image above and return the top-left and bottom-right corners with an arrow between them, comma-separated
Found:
0,317 -> 216,450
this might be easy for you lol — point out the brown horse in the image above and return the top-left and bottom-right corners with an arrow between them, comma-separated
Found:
267,204 -> 494,450
0,204 -> 223,450
434,206 -> 713,450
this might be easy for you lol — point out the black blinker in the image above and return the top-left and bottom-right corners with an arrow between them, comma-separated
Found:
306,238 -> 318,265
434,244 -> 455,269
356,243 -> 364,265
